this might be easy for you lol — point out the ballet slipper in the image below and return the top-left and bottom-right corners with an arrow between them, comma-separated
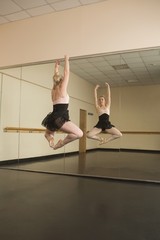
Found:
99,137 -> 104,144
53,139 -> 64,150
99,137 -> 107,145
49,137 -> 54,148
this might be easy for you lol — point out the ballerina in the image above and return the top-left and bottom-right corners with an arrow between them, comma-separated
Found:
42,55 -> 83,150
87,82 -> 122,145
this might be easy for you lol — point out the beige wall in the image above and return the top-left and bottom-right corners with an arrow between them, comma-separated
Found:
97,85 -> 160,150
120,85 -> 160,150
0,0 -> 160,68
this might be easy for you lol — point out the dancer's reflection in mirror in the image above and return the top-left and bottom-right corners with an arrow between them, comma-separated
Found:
87,83 -> 122,145
42,55 -> 83,149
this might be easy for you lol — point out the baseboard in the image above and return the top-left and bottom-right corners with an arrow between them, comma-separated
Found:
0,148 -> 159,166
97,148 -> 160,154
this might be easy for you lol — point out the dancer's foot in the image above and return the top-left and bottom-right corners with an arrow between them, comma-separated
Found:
99,137 -> 107,145
49,137 -> 54,148
54,139 -> 64,150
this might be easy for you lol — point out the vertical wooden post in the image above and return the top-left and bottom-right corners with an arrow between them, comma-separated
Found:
79,109 -> 87,153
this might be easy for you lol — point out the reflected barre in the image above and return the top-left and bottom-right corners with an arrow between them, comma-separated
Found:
102,131 -> 160,135
3,127 -> 63,134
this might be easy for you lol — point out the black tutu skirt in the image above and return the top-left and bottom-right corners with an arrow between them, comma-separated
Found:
94,113 -> 115,131
41,104 -> 70,131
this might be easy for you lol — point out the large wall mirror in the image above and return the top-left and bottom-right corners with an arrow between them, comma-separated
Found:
0,47 -> 160,182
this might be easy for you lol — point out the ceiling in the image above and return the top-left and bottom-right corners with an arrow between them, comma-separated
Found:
0,0 -> 107,25
0,1 -> 160,87
68,48 -> 160,87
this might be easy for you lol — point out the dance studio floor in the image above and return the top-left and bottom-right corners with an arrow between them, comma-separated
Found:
0,168 -> 160,240
1,150 -> 160,183
1,150 -> 160,239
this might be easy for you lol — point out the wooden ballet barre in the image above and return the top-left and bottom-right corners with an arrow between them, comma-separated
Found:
3,127 -> 64,134
3,128 -> 160,135
101,130 -> 160,135
121,131 -> 160,135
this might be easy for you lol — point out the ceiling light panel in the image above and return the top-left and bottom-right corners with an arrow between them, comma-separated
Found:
112,64 -> 129,70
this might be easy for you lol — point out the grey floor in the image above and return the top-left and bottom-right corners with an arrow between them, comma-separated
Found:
0,168 -> 160,240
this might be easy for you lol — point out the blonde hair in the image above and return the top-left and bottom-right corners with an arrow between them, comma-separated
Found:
53,72 -> 63,86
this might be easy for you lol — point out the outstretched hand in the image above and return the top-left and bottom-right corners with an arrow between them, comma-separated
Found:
64,55 -> 69,60
105,82 -> 110,87
55,60 -> 60,67
95,84 -> 100,90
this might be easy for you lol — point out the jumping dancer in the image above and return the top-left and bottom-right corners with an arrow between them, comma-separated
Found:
87,82 -> 122,145
42,55 -> 83,149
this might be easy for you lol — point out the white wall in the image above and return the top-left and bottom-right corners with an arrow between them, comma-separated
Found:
0,0 -> 160,68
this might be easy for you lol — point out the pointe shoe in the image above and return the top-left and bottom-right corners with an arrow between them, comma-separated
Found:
53,139 -> 64,150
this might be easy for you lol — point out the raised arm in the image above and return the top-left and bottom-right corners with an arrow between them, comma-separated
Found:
54,60 -> 60,75
94,84 -> 100,108
105,82 -> 111,108
61,55 -> 69,91
52,59 -> 60,89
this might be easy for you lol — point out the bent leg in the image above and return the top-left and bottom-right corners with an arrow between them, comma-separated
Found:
54,121 -> 83,150
44,129 -> 55,148
102,127 -> 122,144
86,127 -> 103,143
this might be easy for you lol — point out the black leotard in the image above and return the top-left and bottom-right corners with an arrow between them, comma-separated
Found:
41,104 -> 70,131
94,113 -> 115,131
